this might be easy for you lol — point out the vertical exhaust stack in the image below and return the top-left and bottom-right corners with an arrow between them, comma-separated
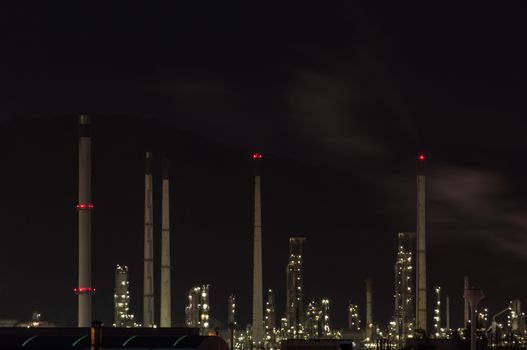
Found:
445,295 -> 450,331
464,288 -> 484,350
160,158 -> 171,327
251,153 -> 264,345
366,278 -> 373,340
464,276 -> 469,327
143,152 -> 155,327
77,114 -> 93,327
416,153 -> 427,333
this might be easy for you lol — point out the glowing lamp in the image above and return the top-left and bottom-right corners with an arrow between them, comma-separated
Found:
418,154 -> 426,161
252,153 -> 263,159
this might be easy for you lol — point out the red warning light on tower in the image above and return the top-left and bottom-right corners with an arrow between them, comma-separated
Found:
252,153 -> 263,159
418,154 -> 426,161
76,203 -> 94,210
73,287 -> 96,294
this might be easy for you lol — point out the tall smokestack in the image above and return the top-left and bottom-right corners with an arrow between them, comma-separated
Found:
77,114 -> 93,327
143,152 -> 154,327
366,278 -> 373,340
416,153 -> 427,332
464,276 -> 469,327
251,152 -> 264,345
160,158 -> 171,327
446,295 -> 450,331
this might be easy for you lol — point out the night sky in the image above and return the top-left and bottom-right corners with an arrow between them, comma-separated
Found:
1,3 -> 527,330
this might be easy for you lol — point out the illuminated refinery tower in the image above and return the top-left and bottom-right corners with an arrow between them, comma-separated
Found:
228,294 -> 236,329
113,265 -> 136,327
287,237 -> 306,338
321,299 -> 331,337
252,152 -> 264,344
393,232 -> 415,342
510,299 -> 524,334
200,285 -> 211,334
265,289 -> 276,344
76,114 -> 94,327
348,303 -> 361,331
415,153 -> 427,333
185,287 -> 201,327
143,152 -> 155,327
433,286 -> 441,337
185,285 -> 211,334
305,300 -> 321,338
228,294 -> 236,350
160,158 -> 171,327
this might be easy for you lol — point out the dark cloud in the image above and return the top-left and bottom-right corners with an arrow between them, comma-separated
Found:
285,67 -> 383,157
429,166 -> 527,260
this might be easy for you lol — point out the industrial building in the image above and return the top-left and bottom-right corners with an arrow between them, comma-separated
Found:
14,312 -> 54,328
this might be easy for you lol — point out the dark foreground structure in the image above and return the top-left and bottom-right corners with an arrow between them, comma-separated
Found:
281,339 -> 354,350
0,325 -> 229,350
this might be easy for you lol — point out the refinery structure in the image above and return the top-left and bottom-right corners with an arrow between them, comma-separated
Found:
3,115 -> 519,350
286,237 -> 306,339
113,265 -> 138,328
392,232 -> 415,345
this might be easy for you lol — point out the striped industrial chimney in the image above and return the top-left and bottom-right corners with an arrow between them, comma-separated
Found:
251,152 -> 264,345
416,153 -> 427,333
76,114 -> 93,327
160,157 -> 171,327
143,152 -> 155,327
